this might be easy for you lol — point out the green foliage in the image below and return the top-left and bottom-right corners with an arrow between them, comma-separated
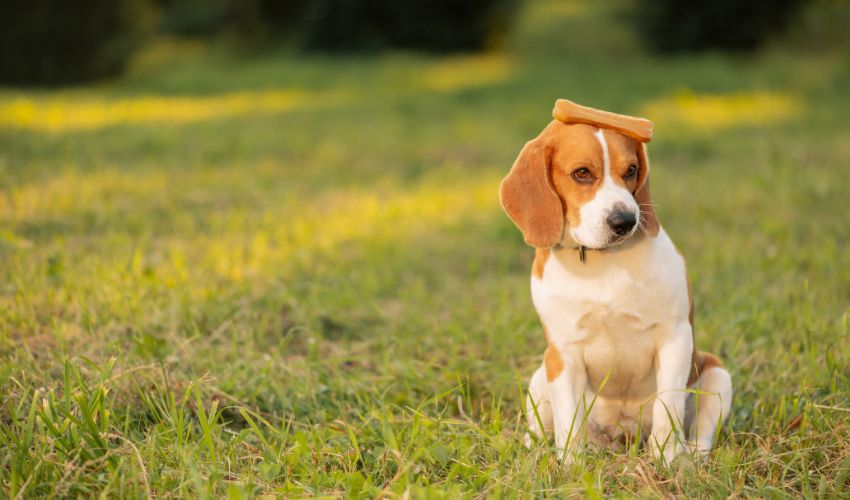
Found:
1,0 -> 849,496
0,0 -> 155,85
288,0 -> 519,52
158,0 -> 230,36
634,0 -> 807,52
160,0 -> 519,52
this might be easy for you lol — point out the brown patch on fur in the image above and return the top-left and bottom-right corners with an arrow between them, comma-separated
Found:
688,351 -> 725,386
532,247 -> 550,279
502,120 -> 614,245
700,352 -> 723,371
634,143 -> 659,237
544,343 -> 565,382
499,122 -> 565,248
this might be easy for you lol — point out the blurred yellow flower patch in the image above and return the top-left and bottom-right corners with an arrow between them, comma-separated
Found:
0,89 -> 330,133
641,90 -> 802,131
418,55 -> 513,92
197,173 -> 500,282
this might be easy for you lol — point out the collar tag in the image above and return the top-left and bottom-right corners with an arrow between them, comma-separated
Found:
579,246 -> 586,264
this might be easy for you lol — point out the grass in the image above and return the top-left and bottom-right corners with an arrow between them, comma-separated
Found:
2,0 -> 849,496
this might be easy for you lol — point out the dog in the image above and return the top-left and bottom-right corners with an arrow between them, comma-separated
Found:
500,99 -> 732,463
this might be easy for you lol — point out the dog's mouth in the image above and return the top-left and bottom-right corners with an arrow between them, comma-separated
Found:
581,230 -> 637,251
607,232 -> 634,247
566,222 -> 641,253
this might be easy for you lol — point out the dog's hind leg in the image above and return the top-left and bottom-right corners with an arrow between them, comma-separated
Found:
684,354 -> 732,454
524,365 -> 553,448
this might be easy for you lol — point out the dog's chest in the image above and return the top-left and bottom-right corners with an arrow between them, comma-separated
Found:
532,250 -> 676,340
531,235 -> 687,396
576,305 -> 659,396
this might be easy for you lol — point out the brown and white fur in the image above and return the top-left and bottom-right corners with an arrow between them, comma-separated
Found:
500,119 -> 732,463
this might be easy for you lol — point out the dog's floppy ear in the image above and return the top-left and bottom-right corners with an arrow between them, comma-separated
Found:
500,135 -> 564,248
635,142 -> 660,237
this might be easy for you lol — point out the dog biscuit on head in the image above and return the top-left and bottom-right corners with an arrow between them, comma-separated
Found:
552,99 -> 653,143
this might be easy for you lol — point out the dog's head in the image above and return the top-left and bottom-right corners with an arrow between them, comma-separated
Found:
500,101 -> 659,249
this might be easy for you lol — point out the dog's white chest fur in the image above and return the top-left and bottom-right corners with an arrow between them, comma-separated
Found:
532,229 -> 689,408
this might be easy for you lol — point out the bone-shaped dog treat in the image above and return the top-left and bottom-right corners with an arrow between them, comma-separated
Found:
552,99 -> 653,143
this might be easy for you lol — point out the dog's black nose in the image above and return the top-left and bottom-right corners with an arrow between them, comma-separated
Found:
607,211 -> 637,236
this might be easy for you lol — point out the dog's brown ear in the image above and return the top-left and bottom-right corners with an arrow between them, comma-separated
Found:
500,137 -> 564,247
635,142 -> 660,237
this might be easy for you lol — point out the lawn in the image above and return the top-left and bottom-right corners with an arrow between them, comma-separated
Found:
2,1 -> 849,497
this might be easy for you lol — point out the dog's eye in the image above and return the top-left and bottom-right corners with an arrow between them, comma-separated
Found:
572,167 -> 592,183
625,164 -> 638,178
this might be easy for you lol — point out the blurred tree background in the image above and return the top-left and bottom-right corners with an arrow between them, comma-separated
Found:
3,0 -> 849,85
0,0 -> 155,85
635,0 -> 807,52
0,0 -> 518,85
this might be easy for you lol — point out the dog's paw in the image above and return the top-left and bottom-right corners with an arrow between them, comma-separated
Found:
553,443 -> 583,466
686,439 -> 713,462
559,450 -> 577,466
651,437 -> 685,465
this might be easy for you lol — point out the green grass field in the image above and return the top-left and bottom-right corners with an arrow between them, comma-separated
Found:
2,1 -> 849,497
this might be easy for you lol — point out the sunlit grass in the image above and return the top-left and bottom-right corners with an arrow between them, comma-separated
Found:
0,167 -> 170,222
0,162 -> 501,322
0,89 -> 338,133
418,55 -> 514,92
642,90 -> 802,132
201,173 -> 500,282
0,52 -> 516,133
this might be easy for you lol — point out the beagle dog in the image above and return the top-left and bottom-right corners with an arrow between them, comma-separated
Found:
501,99 -> 732,463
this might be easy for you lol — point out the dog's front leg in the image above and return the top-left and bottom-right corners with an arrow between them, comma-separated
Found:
545,345 -> 588,463
650,326 -> 692,464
